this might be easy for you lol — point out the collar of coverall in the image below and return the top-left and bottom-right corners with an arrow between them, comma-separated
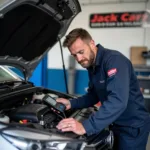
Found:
87,44 -> 105,72
94,44 -> 105,66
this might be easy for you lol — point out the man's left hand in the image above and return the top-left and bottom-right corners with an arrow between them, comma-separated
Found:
56,118 -> 86,135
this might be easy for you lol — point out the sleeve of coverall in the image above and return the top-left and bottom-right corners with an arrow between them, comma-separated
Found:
70,82 -> 99,109
82,55 -> 130,135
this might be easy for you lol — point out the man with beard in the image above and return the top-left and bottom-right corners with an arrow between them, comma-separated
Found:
56,28 -> 150,149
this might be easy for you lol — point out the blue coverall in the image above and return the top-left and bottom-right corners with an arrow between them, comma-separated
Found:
70,44 -> 150,150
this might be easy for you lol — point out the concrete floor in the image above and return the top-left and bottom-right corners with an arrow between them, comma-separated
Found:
146,135 -> 150,150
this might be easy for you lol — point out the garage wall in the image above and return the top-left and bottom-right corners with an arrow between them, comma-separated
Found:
145,1 -> 150,65
47,1 -> 150,94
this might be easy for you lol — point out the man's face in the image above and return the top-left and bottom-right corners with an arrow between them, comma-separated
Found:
69,38 -> 96,68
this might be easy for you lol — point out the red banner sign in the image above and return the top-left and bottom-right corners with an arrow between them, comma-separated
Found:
90,11 -> 150,28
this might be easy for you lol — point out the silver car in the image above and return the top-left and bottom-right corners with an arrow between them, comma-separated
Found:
0,0 -> 113,150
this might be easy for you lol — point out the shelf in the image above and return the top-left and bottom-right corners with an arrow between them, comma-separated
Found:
137,76 -> 150,80
134,65 -> 150,72
143,94 -> 150,99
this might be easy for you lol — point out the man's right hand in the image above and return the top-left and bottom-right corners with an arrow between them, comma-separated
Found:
56,98 -> 71,110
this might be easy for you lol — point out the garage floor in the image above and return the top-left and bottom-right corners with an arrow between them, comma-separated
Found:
146,135 -> 150,150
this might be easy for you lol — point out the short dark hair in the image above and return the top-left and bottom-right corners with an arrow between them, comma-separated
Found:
63,28 -> 92,48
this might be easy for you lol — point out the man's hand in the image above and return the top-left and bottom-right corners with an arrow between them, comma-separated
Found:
56,118 -> 86,135
56,98 -> 71,110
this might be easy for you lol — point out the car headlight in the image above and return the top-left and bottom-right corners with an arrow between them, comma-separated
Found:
1,129 -> 86,150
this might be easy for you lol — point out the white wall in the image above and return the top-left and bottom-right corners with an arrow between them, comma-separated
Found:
145,1 -> 150,65
48,2 -> 149,69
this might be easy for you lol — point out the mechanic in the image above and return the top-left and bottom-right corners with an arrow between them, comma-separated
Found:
56,28 -> 150,149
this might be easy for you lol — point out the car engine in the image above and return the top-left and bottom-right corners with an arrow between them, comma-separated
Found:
0,91 -> 92,136
0,90 -> 114,149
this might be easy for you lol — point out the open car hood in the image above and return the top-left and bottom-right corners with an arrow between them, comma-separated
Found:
0,0 -> 81,80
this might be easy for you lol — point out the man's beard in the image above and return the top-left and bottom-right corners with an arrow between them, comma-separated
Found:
79,50 -> 95,68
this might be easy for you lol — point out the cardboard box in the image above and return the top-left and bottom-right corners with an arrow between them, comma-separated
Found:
130,46 -> 147,65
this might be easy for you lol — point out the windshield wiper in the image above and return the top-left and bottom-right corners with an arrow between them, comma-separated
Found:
0,84 -> 12,92
0,80 -> 27,85
0,80 -> 29,91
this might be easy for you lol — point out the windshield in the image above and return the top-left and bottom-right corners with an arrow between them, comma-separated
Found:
0,0 -> 15,10
0,66 -> 22,82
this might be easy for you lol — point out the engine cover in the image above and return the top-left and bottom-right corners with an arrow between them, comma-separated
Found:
9,104 -> 49,123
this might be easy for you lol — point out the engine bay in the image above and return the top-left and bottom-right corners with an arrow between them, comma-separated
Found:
0,87 -> 114,149
0,88 -> 94,138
